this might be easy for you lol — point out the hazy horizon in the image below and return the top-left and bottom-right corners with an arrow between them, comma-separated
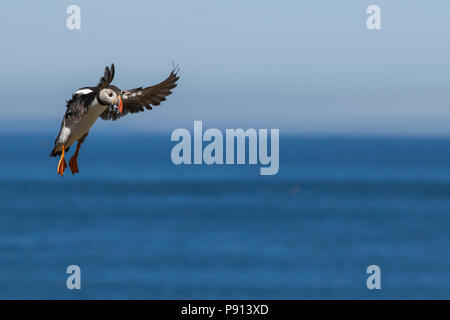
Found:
1,1 -> 449,135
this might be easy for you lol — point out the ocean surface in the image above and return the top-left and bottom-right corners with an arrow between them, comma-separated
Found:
0,133 -> 450,299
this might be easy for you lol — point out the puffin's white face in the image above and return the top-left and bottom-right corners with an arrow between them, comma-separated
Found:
99,88 -> 123,113
99,88 -> 118,105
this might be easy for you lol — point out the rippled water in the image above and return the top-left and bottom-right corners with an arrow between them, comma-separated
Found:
0,134 -> 449,299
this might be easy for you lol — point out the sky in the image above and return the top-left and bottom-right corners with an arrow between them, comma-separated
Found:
0,0 -> 449,135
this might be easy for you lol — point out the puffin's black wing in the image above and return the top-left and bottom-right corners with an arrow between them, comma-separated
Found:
100,67 -> 179,121
97,64 -> 115,90
59,63 -> 114,126
50,91 -> 96,157
50,64 -> 115,157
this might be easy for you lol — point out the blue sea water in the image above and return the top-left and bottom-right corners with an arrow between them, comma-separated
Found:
0,133 -> 450,299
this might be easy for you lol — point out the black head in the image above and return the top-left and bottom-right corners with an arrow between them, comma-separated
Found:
107,85 -> 122,96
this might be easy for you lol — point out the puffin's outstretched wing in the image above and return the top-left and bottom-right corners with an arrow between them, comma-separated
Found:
97,64 -> 115,90
100,67 -> 179,121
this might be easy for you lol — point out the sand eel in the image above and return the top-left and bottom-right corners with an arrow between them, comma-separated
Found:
50,63 -> 179,176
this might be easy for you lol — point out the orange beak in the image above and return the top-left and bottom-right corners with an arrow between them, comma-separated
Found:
118,96 -> 123,113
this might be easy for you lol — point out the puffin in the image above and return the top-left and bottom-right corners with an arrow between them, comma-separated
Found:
50,64 -> 179,176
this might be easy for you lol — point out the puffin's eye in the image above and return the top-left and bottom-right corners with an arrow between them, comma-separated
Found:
108,92 -> 113,97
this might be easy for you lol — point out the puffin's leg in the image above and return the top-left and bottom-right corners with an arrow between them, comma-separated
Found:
69,142 -> 82,174
69,133 -> 88,174
57,145 -> 67,176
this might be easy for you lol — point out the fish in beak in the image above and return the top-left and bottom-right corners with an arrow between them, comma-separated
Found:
112,96 -> 123,113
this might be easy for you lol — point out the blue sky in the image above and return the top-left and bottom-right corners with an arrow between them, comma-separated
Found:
0,0 -> 449,135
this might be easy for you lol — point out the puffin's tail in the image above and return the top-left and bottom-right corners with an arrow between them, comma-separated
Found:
50,145 -> 70,157
50,146 -> 61,157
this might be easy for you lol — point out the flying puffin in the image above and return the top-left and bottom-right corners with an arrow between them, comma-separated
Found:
50,64 -> 179,176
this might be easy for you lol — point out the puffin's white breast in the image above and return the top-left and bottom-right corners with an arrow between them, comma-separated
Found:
61,99 -> 107,147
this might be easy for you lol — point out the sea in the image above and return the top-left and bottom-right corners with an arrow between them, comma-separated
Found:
0,133 -> 449,299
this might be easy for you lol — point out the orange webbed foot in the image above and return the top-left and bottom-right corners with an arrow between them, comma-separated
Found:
69,155 -> 79,174
57,157 -> 67,176
57,144 -> 67,176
